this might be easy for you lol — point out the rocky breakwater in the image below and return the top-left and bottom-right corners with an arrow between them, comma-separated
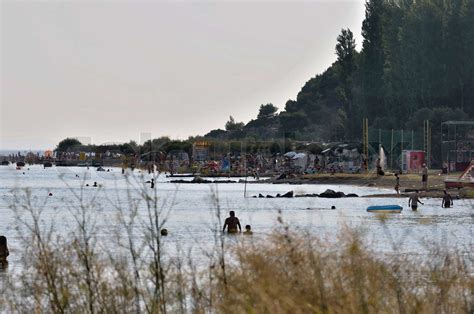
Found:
253,189 -> 358,199
170,176 -> 238,184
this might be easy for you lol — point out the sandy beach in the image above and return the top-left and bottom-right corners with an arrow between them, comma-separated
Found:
269,171 -> 473,199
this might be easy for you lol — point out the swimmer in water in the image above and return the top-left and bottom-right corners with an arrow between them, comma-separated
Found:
243,225 -> 253,235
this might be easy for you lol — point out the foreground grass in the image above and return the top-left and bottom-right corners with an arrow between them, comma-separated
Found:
1,227 -> 472,313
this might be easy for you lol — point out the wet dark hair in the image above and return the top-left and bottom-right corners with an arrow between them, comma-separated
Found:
0,236 -> 6,246
230,211 -> 235,217
245,225 -> 251,230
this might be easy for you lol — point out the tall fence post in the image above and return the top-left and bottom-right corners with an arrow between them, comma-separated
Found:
424,120 -> 431,167
379,128 -> 381,146
390,129 -> 394,170
363,118 -> 369,173
400,129 -> 404,168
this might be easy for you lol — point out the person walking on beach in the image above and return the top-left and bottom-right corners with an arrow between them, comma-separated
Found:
408,190 -> 424,211
442,190 -> 453,208
223,211 -> 241,234
0,236 -> 9,267
394,173 -> 400,195
421,163 -> 428,190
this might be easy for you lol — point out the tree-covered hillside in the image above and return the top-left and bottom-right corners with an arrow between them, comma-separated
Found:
205,0 -> 474,162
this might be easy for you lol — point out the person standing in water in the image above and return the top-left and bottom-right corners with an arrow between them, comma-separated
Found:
408,190 -> 424,211
0,236 -> 9,267
223,211 -> 242,234
394,173 -> 400,195
441,190 -> 453,208
376,158 -> 382,176
421,163 -> 428,190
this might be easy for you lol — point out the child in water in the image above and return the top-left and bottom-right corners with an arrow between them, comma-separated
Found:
243,225 -> 253,235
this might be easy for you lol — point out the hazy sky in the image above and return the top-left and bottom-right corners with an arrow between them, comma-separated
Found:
1,0 -> 365,149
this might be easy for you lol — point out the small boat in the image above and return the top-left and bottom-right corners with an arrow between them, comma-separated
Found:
367,205 -> 403,213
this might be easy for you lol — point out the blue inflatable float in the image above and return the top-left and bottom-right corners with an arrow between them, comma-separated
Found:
367,205 -> 403,213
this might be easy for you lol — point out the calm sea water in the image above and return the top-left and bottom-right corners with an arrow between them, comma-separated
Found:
0,165 -> 472,273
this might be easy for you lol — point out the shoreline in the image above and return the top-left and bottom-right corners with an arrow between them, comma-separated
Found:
265,172 -> 473,199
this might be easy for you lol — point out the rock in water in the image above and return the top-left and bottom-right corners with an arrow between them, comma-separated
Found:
319,189 -> 338,198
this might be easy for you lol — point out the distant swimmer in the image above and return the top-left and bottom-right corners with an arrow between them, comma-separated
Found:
150,178 -> 155,189
0,236 -> 9,267
48,193 -> 53,197
408,190 -> 424,211
223,211 -> 242,234
75,174 -> 80,178
243,225 -> 253,235
442,190 -> 453,208
93,182 -> 98,187
160,228 -> 168,236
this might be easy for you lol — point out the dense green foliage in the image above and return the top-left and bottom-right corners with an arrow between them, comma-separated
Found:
205,0 -> 474,164
55,138 -> 82,152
